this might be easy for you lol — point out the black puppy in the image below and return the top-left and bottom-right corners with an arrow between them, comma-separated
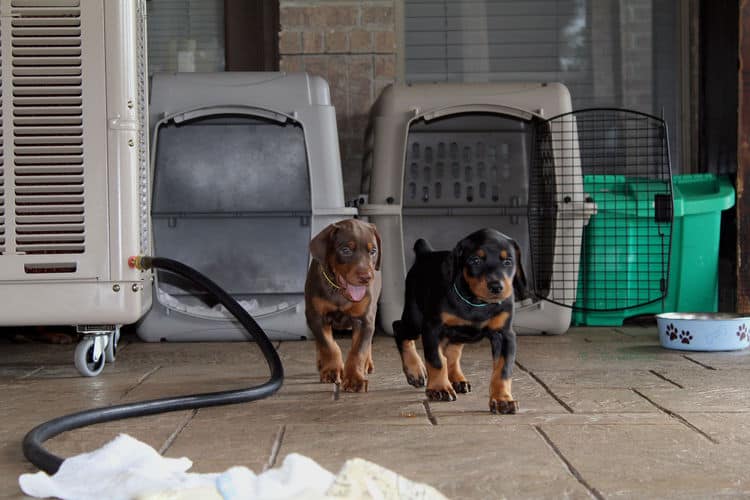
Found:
393,228 -> 527,414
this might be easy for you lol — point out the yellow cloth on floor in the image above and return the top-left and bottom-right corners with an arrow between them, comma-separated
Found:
139,456 -> 448,500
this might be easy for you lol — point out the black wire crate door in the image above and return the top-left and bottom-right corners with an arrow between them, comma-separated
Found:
528,108 -> 673,312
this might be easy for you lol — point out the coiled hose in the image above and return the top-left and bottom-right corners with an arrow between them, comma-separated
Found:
22,256 -> 284,474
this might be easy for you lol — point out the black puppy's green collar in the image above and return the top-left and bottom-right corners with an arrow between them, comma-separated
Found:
452,283 -> 489,308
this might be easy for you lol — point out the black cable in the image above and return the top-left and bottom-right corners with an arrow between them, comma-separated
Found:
22,256 -> 284,474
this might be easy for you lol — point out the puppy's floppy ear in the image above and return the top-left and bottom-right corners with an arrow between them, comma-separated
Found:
310,223 -> 339,264
510,239 -> 529,300
447,237 -> 472,279
368,223 -> 382,271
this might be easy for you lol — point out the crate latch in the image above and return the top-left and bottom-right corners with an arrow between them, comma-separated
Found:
654,194 -> 673,223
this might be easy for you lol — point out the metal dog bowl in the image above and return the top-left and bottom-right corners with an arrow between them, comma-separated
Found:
656,312 -> 750,352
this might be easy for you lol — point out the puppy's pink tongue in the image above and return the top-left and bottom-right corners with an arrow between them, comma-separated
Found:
346,283 -> 367,302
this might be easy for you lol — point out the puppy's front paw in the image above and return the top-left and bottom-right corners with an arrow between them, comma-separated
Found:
402,357 -> 427,388
319,362 -> 344,384
426,383 -> 457,401
489,398 -> 519,414
406,372 -> 426,388
365,354 -> 374,374
341,370 -> 369,393
452,380 -> 472,394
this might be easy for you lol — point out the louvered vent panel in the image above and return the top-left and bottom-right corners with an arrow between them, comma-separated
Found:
11,0 -> 84,255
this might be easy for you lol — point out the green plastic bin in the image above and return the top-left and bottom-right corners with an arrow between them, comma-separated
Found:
572,173 -> 735,326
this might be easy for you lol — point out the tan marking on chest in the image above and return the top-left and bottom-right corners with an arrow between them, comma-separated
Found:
312,294 -> 371,318
441,312 -> 474,327
441,310 -> 511,330
312,296 -> 338,315
486,311 -> 510,331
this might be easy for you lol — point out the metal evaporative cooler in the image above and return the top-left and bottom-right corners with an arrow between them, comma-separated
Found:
0,0 -> 152,376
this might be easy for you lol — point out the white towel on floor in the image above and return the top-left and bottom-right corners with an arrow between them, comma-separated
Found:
19,433 -> 448,500
19,434 -> 218,500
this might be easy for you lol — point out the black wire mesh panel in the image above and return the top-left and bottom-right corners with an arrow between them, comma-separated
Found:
529,109 -> 672,311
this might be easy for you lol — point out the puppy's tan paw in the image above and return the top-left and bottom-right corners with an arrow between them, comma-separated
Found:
341,370 -> 368,393
489,399 -> 519,414
402,354 -> 427,388
451,380 -> 471,394
404,365 -> 427,388
319,362 -> 344,384
426,382 -> 456,401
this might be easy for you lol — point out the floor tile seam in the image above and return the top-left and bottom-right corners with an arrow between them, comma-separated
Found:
158,408 -> 198,455
400,421 -> 680,428
681,355 -> 717,370
612,328 -> 636,337
262,424 -> 287,472
422,400 -> 438,425
120,365 -> 162,400
515,361 -> 574,414
16,367 -> 44,380
648,369 -> 685,388
533,425 -> 605,500
630,388 -> 719,444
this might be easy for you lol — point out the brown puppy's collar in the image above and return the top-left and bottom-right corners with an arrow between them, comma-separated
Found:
321,268 -> 341,290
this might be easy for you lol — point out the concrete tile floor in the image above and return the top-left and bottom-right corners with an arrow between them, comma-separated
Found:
2,326 -> 750,499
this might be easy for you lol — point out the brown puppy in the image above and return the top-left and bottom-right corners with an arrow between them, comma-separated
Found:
305,219 -> 382,392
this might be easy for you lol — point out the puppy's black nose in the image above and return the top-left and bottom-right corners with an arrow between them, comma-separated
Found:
488,281 -> 503,294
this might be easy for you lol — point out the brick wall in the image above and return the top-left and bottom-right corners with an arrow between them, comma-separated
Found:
279,1 -> 397,199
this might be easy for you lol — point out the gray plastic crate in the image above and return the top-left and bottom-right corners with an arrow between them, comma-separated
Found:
360,82 -> 595,335
136,72 -> 356,341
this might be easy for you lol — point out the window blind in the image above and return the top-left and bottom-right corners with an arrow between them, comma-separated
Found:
404,0 -> 682,168
147,0 -> 225,74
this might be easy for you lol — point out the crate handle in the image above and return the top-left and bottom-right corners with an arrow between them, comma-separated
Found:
654,194 -> 673,223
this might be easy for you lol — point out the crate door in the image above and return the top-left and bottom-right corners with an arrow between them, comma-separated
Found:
151,113 -> 312,311
528,109 -> 673,311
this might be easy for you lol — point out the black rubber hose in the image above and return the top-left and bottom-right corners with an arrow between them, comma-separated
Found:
22,256 -> 284,474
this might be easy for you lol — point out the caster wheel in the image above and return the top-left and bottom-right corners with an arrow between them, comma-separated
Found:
75,338 -> 105,377
105,327 -> 121,363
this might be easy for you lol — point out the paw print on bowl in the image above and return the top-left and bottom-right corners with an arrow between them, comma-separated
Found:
666,323 -> 678,341
737,324 -> 749,342
679,330 -> 693,345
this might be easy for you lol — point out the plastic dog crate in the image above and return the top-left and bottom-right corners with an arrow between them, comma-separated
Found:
573,173 -> 735,326
136,72 -> 356,341
360,82 -> 597,335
